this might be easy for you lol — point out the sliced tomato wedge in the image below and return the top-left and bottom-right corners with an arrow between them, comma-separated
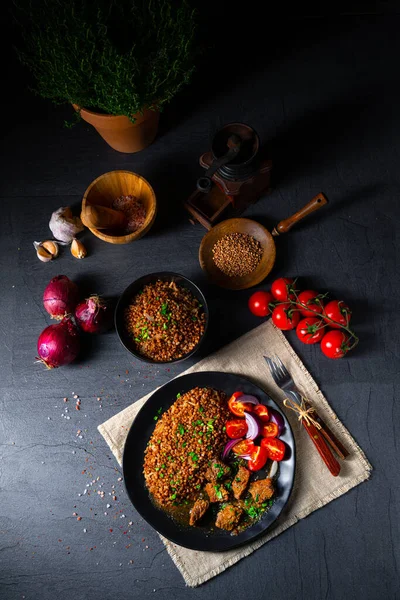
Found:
228,392 -> 254,417
261,422 -> 279,438
232,439 -> 255,456
226,419 -> 248,439
261,437 -> 286,461
248,446 -> 269,471
253,404 -> 270,422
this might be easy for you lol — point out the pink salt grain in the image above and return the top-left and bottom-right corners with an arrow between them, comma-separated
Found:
112,195 -> 146,234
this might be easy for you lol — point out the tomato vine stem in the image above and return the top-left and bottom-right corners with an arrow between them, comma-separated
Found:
271,287 -> 359,352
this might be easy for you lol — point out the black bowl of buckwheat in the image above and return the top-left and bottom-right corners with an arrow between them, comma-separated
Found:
115,272 -> 209,364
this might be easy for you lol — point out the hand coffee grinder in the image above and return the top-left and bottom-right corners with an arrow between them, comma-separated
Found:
184,123 -> 272,229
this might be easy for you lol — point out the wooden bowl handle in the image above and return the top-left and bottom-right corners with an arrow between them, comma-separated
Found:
81,205 -> 127,230
272,192 -> 328,236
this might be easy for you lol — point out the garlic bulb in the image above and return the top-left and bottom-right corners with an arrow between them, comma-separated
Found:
49,207 -> 84,243
33,240 -> 59,262
71,238 -> 87,259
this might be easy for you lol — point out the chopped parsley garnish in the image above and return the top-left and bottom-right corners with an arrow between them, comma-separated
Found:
160,303 -> 169,316
225,482 -> 232,490
191,316 -> 197,321
188,452 -> 199,462
246,506 -> 260,519
178,424 -> 185,435
214,485 -> 223,500
153,407 -> 163,421
199,406 -> 204,413
213,463 -> 225,479
182,442 -> 187,448
163,323 -> 168,330
159,473 -> 164,478
170,493 -> 177,500
195,484 -> 201,489
176,393 -> 181,399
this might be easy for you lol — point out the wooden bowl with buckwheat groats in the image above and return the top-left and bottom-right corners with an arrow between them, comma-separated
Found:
199,218 -> 277,290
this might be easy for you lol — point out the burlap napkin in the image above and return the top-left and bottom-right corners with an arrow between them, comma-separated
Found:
98,320 -> 372,587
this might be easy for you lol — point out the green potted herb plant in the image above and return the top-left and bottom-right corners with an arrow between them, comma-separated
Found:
16,0 -> 196,153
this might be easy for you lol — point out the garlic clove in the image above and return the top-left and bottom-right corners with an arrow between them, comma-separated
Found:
71,238 -> 87,259
35,244 -> 53,262
41,240 -> 59,258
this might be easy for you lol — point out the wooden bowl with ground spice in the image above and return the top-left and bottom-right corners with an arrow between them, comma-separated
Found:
81,170 -> 157,244
199,218 -> 276,290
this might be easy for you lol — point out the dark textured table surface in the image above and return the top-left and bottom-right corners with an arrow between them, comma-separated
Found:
1,13 -> 399,600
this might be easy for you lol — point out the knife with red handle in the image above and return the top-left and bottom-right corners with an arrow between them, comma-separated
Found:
302,398 -> 349,460
301,418 -> 341,476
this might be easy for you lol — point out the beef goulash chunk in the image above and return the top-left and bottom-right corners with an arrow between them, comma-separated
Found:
215,504 -> 243,531
204,482 -> 230,503
248,478 -> 275,505
205,460 -> 231,482
232,465 -> 251,500
189,499 -> 210,526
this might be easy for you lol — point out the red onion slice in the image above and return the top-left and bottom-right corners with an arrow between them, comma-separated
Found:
222,439 -> 241,460
233,394 -> 260,405
245,412 -> 261,440
269,408 -> 285,435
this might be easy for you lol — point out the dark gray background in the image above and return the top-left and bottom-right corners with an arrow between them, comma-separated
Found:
1,10 -> 399,600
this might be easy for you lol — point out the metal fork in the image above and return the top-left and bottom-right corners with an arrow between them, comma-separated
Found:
265,356 -> 343,476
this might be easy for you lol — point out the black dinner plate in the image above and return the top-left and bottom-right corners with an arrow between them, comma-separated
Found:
123,371 -> 296,552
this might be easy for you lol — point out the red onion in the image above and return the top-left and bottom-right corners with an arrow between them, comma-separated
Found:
232,394 -> 260,406
75,296 -> 113,334
37,316 -> 80,368
269,408 -> 285,435
43,275 -> 79,320
222,439 -> 240,460
245,413 -> 262,440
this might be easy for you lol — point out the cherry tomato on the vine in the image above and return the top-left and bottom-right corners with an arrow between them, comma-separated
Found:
248,291 -> 273,317
225,419 -> 248,439
260,438 -> 286,461
324,300 -> 351,328
247,446 -> 269,471
272,303 -> 300,330
320,330 -> 351,359
297,290 -> 324,317
271,278 -> 296,301
296,317 -> 325,344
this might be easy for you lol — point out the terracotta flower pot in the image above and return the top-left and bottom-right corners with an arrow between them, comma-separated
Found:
72,104 -> 160,153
